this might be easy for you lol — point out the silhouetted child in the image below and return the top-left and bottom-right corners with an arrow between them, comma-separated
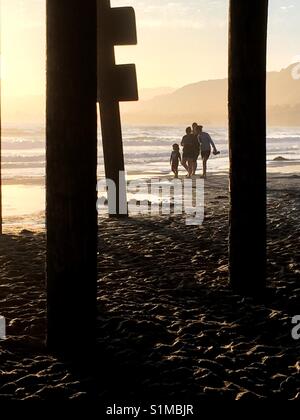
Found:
170,144 -> 181,178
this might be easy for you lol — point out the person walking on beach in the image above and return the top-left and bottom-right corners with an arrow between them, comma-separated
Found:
181,127 -> 199,178
192,122 -> 200,175
170,144 -> 181,178
196,125 -> 220,179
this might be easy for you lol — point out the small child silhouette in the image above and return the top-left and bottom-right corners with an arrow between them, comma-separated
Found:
170,144 -> 182,179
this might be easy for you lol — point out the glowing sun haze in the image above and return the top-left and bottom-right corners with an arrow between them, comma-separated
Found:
1,0 -> 299,105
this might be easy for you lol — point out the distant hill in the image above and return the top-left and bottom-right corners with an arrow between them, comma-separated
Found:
123,64 -> 300,126
2,64 -> 300,126
138,87 -> 176,101
2,89 -> 175,125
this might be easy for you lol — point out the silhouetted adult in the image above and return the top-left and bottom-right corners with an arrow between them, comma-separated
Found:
192,122 -> 200,175
196,125 -> 219,179
181,127 -> 199,178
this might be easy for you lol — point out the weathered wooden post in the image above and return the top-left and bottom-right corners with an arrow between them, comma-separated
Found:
0,36 -> 2,235
228,1 -> 269,296
0,92 -> 2,235
97,0 -> 138,216
46,0 -> 98,354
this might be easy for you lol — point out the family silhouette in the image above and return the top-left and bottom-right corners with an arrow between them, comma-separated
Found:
170,124 -> 220,179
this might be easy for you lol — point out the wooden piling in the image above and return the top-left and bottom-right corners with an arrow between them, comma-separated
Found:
46,0 -> 98,354
97,0 -> 138,216
228,1 -> 269,296
0,32 -> 2,235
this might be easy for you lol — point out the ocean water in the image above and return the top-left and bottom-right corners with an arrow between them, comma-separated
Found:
1,124 -> 300,222
2,124 -> 300,178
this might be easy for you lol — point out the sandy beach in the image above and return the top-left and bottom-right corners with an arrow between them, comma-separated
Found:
2,0 -> 300,404
0,172 -> 300,401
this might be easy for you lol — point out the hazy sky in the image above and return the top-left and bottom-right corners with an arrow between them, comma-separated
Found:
1,0 -> 300,98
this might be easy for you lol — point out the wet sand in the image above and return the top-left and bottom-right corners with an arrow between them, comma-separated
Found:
0,173 -> 300,401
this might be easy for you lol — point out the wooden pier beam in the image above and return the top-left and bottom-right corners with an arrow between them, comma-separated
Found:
228,1 -> 269,296
46,0 -> 98,354
0,84 -> 2,236
97,0 -> 138,216
0,35 -> 2,235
